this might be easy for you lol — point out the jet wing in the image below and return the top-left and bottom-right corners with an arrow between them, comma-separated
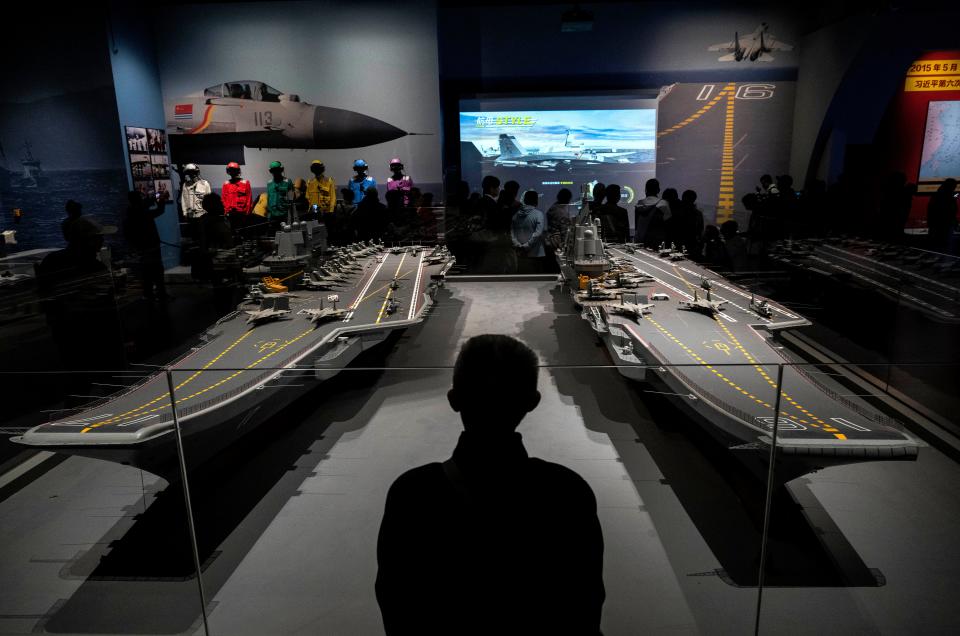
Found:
708,41 -> 734,51
717,53 -> 740,62
763,33 -> 793,51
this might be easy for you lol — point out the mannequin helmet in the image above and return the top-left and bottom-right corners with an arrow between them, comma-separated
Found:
226,161 -> 240,171
184,163 -> 199,172
269,160 -> 283,170
353,159 -> 368,169
389,158 -> 403,167
311,159 -> 325,168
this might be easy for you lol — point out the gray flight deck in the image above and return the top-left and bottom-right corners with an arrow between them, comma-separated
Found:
1,280 -> 958,635
584,246 -> 918,478
13,247 -> 453,474
772,240 -> 960,323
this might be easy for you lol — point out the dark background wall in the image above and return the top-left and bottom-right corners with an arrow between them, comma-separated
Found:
0,11 -> 130,253
437,1 -> 806,215
790,7 -> 960,186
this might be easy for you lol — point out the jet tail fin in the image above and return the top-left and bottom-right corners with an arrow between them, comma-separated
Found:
498,134 -> 526,159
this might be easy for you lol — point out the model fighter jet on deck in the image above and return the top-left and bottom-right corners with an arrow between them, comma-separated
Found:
165,80 -> 409,164
708,23 -> 793,62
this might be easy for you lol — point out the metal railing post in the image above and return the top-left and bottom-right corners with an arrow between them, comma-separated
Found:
754,363 -> 784,636
165,369 -> 211,636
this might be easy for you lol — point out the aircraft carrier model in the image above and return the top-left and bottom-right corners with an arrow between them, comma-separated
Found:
558,218 -> 919,482
769,237 -> 960,324
14,241 -> 455,479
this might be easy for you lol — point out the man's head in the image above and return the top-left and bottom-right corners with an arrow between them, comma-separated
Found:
681,189 -> 697,205
760,174 -> 773,188
720,219 -> 739,239
66,215 -> 112,255
481,175 -> 501,197
341,187 -> 355,203
644,178 -> 660,197
556,188 -> 572,204
523,190 -> 539,206
605,184 -> 621,204
592,182 -> 606,201
448,335 -> 541,434
201,192 -> 225,216
65,199 -> 82,219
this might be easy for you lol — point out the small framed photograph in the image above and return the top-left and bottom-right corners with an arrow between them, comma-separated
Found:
126,126 -> 148,153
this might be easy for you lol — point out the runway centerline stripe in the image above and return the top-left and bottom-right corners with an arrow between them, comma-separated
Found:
81,329 -> 256,432
350,256 -> 387,309
376,252 -> 407,324
83,327 -> 316,432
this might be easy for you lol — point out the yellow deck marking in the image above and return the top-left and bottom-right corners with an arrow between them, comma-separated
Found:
81,327 -> 313,432
81,330 -> 256,432
657,90 -> 730,138
711,311 -> 836,434
360,267 -> 416,305
376,252 -> 407,324
644,315 -> 788,418
716,84 -> 737,224
667,265 -> 838,437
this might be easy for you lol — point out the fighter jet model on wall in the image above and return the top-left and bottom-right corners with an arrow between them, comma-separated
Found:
708,23 -> 793,62
165,80 -> 409,164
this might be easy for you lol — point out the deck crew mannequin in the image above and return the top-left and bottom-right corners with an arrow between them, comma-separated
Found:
222,161 -> 253,231
349,159 -> 377,204
306,160 -> 336,216
180,163 -> 211,219
266,160 -> 294,226
386,157 -> 413,207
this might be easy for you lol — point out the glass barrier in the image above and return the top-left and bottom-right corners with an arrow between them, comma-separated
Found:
758,361 -> 959,635
0,369 -> 206,635
2,276 -> 959,635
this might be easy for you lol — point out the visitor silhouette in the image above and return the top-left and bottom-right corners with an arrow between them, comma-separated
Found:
376,335 -> 605,635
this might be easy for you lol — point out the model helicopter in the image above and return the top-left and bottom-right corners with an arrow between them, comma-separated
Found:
381,296 -> 402,316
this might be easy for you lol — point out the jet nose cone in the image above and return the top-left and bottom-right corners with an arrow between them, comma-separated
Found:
313,106 -> 407,148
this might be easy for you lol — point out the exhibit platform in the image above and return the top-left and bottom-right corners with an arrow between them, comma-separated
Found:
1,280 -> 958,635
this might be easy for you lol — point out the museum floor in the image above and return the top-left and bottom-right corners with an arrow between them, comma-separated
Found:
1,281 -> 958,635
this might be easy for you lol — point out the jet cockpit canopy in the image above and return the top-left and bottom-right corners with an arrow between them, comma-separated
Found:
204,81 -> 283,102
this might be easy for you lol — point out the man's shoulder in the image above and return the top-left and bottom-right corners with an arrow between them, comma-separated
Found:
386,462 -> 447,501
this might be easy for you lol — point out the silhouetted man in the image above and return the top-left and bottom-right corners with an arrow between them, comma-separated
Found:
478,175 -> 501,225
376,335 -> 605,635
